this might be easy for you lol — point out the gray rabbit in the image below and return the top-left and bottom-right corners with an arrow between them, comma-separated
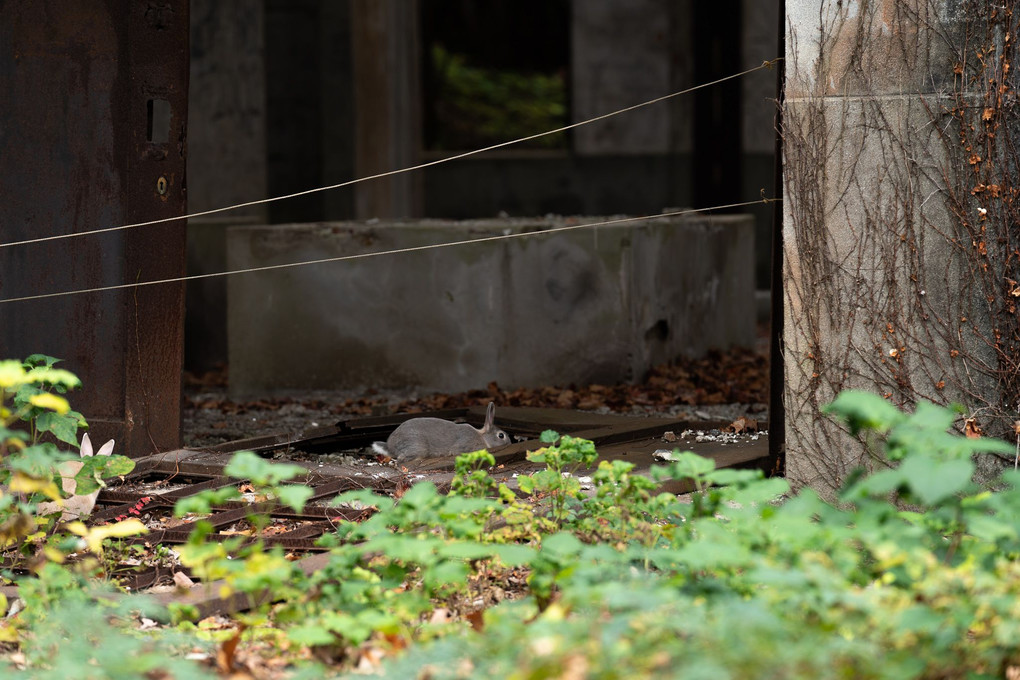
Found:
372,402 -> 511,461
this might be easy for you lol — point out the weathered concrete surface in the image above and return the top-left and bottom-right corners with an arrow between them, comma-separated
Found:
571,0 -> 692,155
226,215 -> 755,397
783,1 -> 1011,494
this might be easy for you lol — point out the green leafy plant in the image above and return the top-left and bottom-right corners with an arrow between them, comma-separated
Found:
518,431 -> 598,525
7,383 -> 1020,679
171,451 -> 314,616
0,357 -> 137,559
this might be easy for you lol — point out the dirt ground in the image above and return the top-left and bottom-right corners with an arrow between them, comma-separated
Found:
182,338 -> 770,449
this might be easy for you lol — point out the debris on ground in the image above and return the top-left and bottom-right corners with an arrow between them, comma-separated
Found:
183,345 -> 769,448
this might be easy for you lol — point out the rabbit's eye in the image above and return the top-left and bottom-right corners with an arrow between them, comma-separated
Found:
498,432 -> 506,439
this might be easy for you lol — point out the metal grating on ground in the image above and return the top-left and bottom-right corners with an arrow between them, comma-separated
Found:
9,407 -> 771,614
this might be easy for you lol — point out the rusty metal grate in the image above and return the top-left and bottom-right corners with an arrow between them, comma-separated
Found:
19,407 -> 769,614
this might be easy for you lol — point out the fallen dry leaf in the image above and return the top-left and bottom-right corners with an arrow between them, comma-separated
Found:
216,624 -> 249,677
964,417 -> 982,439
465,609 -> 485,632
725,417 -> 758,434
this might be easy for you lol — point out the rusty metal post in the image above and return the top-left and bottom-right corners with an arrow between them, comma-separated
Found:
0,0 -> 189,456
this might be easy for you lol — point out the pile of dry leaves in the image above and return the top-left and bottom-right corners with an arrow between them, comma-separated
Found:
185,346 -> 768,419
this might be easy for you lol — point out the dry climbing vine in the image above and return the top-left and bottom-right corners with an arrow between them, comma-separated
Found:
782,1 -> 1020,492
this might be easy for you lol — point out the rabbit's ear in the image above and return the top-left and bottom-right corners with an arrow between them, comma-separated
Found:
485,402 -> 496,429
96,439 -> 115,457
80,432 -> 94,457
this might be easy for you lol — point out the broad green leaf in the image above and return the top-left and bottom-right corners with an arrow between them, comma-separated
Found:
23,354 -> 62,368
174,487 -> 240,516
900,455 -> 974,506
516,474 -> 535,494
224,450 -> 307,486
906,401 -> 957,431
423,559 -> 468,586
0,426 -> 28,444
331,488 -> 393,510
73,455 -> 135,495
4,442 -> 67,477
437,541 -> 494,560
666,451 -> 716,481
540,531 -> 582,557
399,481 -> 440,508
705,467 -> 763,487
287,623 -> 336,647
491,543 -> 536,566
34,410 -> 86,447
842,468 -> 905,501
823,390 -> 905,434
275,484 -> 314,513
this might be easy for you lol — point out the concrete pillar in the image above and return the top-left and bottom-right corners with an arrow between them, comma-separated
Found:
783,1 -> 1016,494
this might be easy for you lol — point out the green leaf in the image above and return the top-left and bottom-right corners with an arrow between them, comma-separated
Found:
540,430 -> 560,444
174,487 -> 240,516
224,450 -> 307,486
287,623 -> 337,647
437,541 -> 494,560
666,451 -> 716,481
423,560 -> 468,586
823,390 -> 905,434
906,401 -> 957,431
491,543 -> 536,566
331,488 -> 393,510
516,474 -> 535,495
275,484 -> 314,514
74,454 -> 135,497
34,410 -> 86,447
399,481 -> 440,508
6,442 -> 67,477
540,531 -> 582,558
705,468 -> 762,487
23,354 -> 62,369
900,455 -> 974,506
841,468 -> 905,501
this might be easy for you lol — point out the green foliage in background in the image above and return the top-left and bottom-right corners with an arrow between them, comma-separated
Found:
429,45 -> 567,150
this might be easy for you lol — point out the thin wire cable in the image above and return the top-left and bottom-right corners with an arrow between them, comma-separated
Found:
0,59 -> 781,250
0,199 -> 778,305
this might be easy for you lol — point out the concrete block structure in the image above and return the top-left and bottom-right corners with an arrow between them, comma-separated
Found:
227,215 -> 755,397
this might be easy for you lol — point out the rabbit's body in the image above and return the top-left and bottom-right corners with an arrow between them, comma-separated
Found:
372,402 -> 510,461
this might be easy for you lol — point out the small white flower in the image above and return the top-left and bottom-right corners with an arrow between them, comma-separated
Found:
978,207 -> 987,216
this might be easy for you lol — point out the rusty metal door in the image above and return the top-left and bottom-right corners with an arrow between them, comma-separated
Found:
0,0 -> 189,456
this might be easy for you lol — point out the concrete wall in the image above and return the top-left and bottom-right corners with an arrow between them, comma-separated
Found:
783,1 -> 1014,494
226,215 -> 755,397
